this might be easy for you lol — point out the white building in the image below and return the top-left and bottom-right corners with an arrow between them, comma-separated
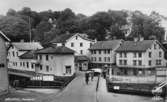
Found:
35,46 -> 75,76
50,33 -> 96,55
0,31 -> 10,95
89,40 -> 122,68
111,39 -> 166,83
7,42 -> 43,72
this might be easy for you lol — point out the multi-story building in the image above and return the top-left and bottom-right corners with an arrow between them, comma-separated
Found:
111,39 -> 166,84
50,33 -> 96,55
7,42 -> 43,77
89,40 -> 122,68
0,31 -> 10,95
35,46 -> 75,76
50,33 -> 96,71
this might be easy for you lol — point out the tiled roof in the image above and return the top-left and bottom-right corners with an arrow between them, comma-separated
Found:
89,40 -> 122,50
8,68 -> 36,77
12,42 -> 43,51
19,51 -> 36,59
50,34 -> 74,43
36,46 -> 75,54
50,33 -> 94,43
75,56 -> 89,62
116,40 -> 155,52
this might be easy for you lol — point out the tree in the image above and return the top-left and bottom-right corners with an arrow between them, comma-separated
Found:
0,16 -> 29,41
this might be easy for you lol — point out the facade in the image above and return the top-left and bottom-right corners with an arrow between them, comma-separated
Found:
7,42 -> 43,73
50,33 -> 96,55
35,46 -> 75,76
89,40 -> 122,68
0,31 -> 10,95
111,39 -> 166,84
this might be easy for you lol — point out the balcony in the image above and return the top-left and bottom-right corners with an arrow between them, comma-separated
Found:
109,75 -> 156,84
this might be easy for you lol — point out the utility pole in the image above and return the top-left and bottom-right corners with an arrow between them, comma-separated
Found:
29,16 -> 31,42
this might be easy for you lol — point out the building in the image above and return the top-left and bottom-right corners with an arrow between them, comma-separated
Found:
75,56 -> 90,71
89,40 -> 122,68
0,31 -> 10,95
111,39 -> 166,84
35,46 -> 75,76
7,42 -> 43,87
50,33 -> 96,55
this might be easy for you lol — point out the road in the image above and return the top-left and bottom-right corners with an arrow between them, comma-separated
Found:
1,72 -> 165,102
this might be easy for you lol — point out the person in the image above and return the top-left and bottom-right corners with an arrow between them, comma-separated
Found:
85,71 -> 89,85
91,71 -> 94,81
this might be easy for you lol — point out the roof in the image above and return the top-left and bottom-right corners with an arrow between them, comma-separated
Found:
75,56 -> 89,62
8,68 -> 36,78
89,40 -> 122,50
116,40 -> 159,52
36,46 -> 75,54
19,51 -> 36,59
50,34 -> 74,43
0,31 -> 10,41
12,42 -> 43,51
50,33 -> 95,43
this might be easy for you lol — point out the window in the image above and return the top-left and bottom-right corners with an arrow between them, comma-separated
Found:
154,44 -> 156,49
39,55 -> 42,60
99,57 -> 101,61
40,65 -> 42,70
138,53 -> 142,58
80,43 -> 83,47
124,53 -> 127,58
80,50 -> 83,54
159,52 -> 162,57
156,60 -> 162,65
16,52 -> 18,56
90,43 -> 92,47
148,60 -> 152,66
12,51 -> 15,57
46,66 -> 49,72
104,50 -> 107,54
91,57 -> 93,61
23,62 -> 25,67
65,66 -> 71,74
107,50 -> 110,54
133,60 -> 137,66
94,57 -> 96,61
108,57 -> 110,62
20,62 -> 22,66
46,55 -> 49,61
71,43 -> 74,47
94,50 -> 96,54
134,53 -> 137,58
31,63 -> 34,69
138,60 -> 142,66
149,52 -> 152,58
119,60 -> 123,65
99,50 -> 101,54
0,64 -> 5,68
15,62 -> 17,66
124,60 -> 127,65
120,53 -> 122,58
27,62 -> 29,68
76,36 -> 78,40
104,57 -> 107,62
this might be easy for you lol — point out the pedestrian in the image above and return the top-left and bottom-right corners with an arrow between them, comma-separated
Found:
91,71 -> 94,81
85,71 -> 89,85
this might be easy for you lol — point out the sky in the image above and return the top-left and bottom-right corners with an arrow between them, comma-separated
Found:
0,0 -> 167,16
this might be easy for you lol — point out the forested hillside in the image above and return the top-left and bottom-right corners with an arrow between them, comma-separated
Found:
0,7 -> 165,43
